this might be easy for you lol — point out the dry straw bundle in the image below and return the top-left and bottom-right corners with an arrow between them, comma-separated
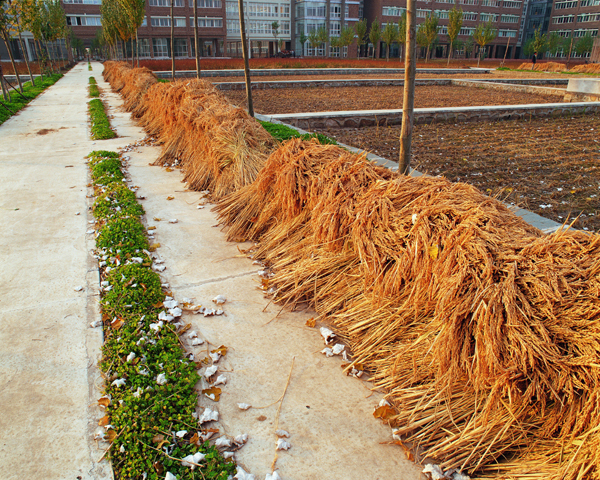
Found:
517,62 -> 567,72
570,64 -> 600,74
103,62 -> 274,200
217,146 -> 600,479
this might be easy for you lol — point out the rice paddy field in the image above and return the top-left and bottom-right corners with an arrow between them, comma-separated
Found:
324,114 -> 600,233
222,84 -> 559,114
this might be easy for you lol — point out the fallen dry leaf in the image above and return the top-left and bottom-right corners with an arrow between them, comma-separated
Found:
305,318 -> 316,328
202,386 -> 222,402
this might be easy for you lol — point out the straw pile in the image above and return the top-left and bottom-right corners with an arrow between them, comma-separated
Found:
570,63 -> 600,74
103,60 -> 600,479
518,62 -> 567,72
103,61 -> 274,199
217,141 -> 600,479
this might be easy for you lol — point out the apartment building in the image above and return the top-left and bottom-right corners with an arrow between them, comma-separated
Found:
294,0 -> 363,57
547,0 -> 599,57
63,0 -> 227,57
225,0 -> 292,57
366,0 -> 524,59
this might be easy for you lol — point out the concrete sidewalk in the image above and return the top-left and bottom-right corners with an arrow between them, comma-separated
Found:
0,63 -> 111,480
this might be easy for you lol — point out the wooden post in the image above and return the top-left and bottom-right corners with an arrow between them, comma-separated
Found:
566,36 -> 574,70
193,0 -> 200,78
238,0 -> 254,116
170,0 -> 175,80
500,35 -> 510,67
398,0 -> 416,175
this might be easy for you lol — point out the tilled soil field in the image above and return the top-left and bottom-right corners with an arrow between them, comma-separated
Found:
323,114 -> 600,232
223,85 -> 559,114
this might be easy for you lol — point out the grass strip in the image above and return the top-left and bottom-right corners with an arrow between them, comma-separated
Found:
259,120 -> 337,145
0,74 -> 62,126
88,150 -> 235,480
90,78 -> 100,98
89,98 -> 117,140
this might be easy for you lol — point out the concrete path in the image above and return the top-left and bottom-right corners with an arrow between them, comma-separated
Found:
0,64 -> 111,479
98,66 -> 423,480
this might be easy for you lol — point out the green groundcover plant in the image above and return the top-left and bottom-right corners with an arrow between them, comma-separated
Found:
89,150 -> 235,480
89,98 -> 117,140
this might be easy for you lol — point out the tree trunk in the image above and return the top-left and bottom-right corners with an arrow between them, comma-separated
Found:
2,30 -> 24,92
447,39 -> 453,66
170,0 -> 175,80
238,0 -> 253,116
426,45 -> 430,62
136,30 -> 140,67
194,0 -> 200,78
386,43 -> 389,61
16,29 -> 35,86
131,36 -> 134,66
0,60 -> 10,102
566,37 -> 574,70
399,0 -> 416,175
34,40 -> 44,81
477,46 -> 481,67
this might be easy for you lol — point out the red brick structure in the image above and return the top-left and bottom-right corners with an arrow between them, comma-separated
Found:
547,0 -> 599,59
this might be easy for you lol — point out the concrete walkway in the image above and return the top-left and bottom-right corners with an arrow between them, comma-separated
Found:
0,64 -> 111,479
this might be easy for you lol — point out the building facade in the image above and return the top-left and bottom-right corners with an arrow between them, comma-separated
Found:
225,0 -> 292,57
366,0 -> 525,59
547,0 -> 599,58
63,0 -> 227,57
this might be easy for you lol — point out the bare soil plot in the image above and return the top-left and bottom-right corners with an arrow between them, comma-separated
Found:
223,85 -> 559,114
323,114 -> 600,233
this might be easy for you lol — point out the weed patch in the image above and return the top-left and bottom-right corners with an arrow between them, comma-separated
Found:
260,120 -> 337,145
89,98 -> 116,140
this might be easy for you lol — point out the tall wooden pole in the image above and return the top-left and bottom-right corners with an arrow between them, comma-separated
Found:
170,0 -> 175,80
399,0 -> 416,175
193,0 -> 200,78
238,0 -> 254,116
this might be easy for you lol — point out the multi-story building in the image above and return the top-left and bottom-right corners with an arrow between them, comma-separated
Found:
547,0 -> 599,58
225,0 -> 292,57
366,0 -> 525,59
63,0 -> 227,57
518,0 -> 553,56
294,0 -> 363,57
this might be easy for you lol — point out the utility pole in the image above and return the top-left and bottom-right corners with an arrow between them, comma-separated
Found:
170,0 -> 175,80
238,0 -> 254,116
399,0 -> 416,175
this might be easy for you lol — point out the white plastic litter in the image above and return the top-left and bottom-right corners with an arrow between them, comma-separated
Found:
198,407 -> 219,423
165,473 -> 177,480
237,403 -> 251,410
422,464 -> 446,480
214,374 -> 227,386
276,439 -> 291,451
169,219 -> 178,224
126,352 -> 136,362
319,327 -> 335,344
191,338 -> 204,346
215,437 -> 231,448
74,285 -> 84,292
212,295 -> 227,305
111,378 -> 126,387
176,430 -> 187,438
234,466 -> 255,480
275,430 -> 289,438
156,373 -> 167,385
204,365 -> 218,378
265,472 -> 282,480
234,433 -> 248,445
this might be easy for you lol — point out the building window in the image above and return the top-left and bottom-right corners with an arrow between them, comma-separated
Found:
330,21 -> 341,35
481,0 -> 500,6
382,5 -> 405,15
149,0 -> 184,6
153,38 -> 169,56
573,28 -> 598,36
500,14 -> 519,22
499,29 -> 517,37
330,4 -> 341,18
577,13 -> 600,21
579,0 -> 600,6
459,0 -> 477,5
503,0 -> 521,7
480,13 -> 498,21
66,15 -> 102,26
227,19 -> 240,33
554,1 -> 577,8
552,15 -> 575,23
173,38 -> 188,56
416,8 -> 431,17
459,27 -> 475,35
280,4 -> 290,17
63,0 -> 102,4
138,38 -> 151,57
151,16 -> 171,26
192,16 -> 224,27
463,11 -> 478,20
306,4 -> 326,17
188,0 -> 222,6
